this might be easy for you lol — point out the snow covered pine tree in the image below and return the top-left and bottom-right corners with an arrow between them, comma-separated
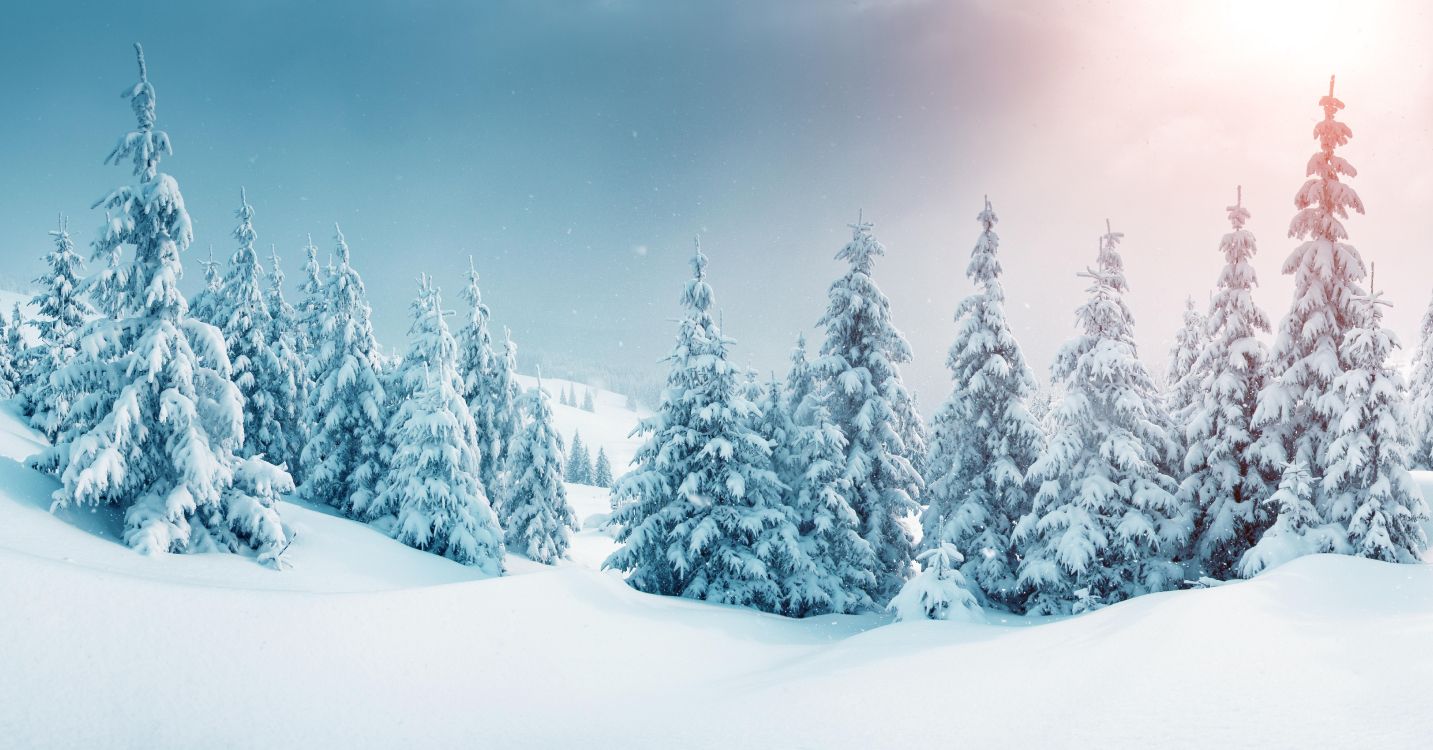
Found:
1406,290 -> 1433,470
1180,188 -> 1274,579
921,198 -> 1044,611
39,45 -> 289,562
1015,222 -> 1188,614
888,542 -> 980,623
565,430 -> 592,484
605,240 -> 806,614
25,215 -> 94,438
263,244 -> 307,473
592,447 -> 614,489
503,372 -> 578,564
456,256 -> 509,497
815,218 -> 927,604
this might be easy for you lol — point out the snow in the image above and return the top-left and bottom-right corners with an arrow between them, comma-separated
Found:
2,383 -> 1432,746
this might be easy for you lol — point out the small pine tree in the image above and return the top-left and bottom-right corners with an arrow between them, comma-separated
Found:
605,240 -> 806,613
592,447 -> 614,488
188,245 -> 224,327
582,388 -> 595,412
503,375 -> 578,563
565,431 -> 592,484
456,257 -> 506,497
1166,296 -> 1206,422
1239,461 -> 1337,577
263,245 -> 307,473
1180,188 -> 1274,579
815,218 -> 927,603
490,327 -> 524,490
1015,223 -> 1187,614
887,543 -> 980,623
388,364 -> 505,574
921,198 -> 1044,611
0,308 -> 21,399
24,215 -> 94,436
299,226 -> 388,519
295,234 -> 325,365
1406,291 -> 1433,470
1322,287 -> 1429,562
40,45 -> 288,561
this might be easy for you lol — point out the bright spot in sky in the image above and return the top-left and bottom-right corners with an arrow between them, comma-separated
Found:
632,244 -> 649,257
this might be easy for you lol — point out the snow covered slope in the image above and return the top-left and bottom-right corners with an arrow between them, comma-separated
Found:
2,385 -> 1432,747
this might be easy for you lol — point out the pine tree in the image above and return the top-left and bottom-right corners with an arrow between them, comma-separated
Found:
373,276 -> 490,524
1014,223 -> 1187,614
24,215 -> 94,437
815,218 -> 927,603
1238,460 -> 1332,577
920,198 -> 1045,611
388,364 -> 505,573
1406,292 -> 1433,470
299,226 -> 388,519
1166,296 -> 1206,422
1250,77 -> 1369,542
605,241 -> 806,613
490,327 -> 524,488
565,431 -> 592,484
593,446 -> 614,488
780,334 -> 878,615
503,374 -> 578,563
264,244 -> 307,472
188,245 -> 224,327
214,189 -> 290,465
1322,286 -> 1429,562
887,542 -> 981,623
0,308 -> 22,399
582,388 -> 595,412
295,234 -> 325,365
1180,188 -> 1275,579
39,45 -> 288,561
456,257 -> 506,495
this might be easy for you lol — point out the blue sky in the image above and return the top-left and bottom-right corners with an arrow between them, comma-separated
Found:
4,0 -> 1433,407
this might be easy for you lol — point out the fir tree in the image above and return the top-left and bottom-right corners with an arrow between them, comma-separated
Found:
887,543 -> 981,623
388,363 -> 506,574
295,234 -> 325,364
1180,188 -> 1275,579
920,198 -> 1045,611
299,226 -> 388,519
1406,291 -> 1433,470
1238,460 -> 1333,577
503,374 -> 578,563
456,257 -> 506,495
264,244 -> 307,472
565,431 -> 592,484
605,241 -> 806,613
39,45 -> 288,561
1166,296 -> 1206,422
593,446 -> 614,489
1015,223 -> 1187,614
214,188 -> 289,464
0,308 -> 21,400
815,218 -> 927,603
188,245 -> 224,327
1250,77 -> 1368,540
1322,285 -> 1429,562
490,327 -> 524,488
582,388 -> 595,412
780,334 -> 878,615
25,215 -> 94,437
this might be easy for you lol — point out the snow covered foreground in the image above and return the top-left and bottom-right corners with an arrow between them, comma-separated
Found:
2,384 -> 1432,748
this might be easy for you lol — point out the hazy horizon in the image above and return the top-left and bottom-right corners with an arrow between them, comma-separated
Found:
5,0 -> 1433,409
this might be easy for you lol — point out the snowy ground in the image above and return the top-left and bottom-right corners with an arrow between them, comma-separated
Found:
2,378 -> 1433,747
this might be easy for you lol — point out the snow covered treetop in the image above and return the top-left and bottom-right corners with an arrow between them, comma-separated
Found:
108,43 -> 170,180
682,238 -> 713,315
1293,75 -> 1364,243
1094,220 -> 1128,293
1227,185 -> 1250,230
967,196 -> 1002,291
835,217 -> 885,274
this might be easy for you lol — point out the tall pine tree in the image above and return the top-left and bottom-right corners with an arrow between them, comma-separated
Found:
1180,188 -> 1274,579
1015,223 -> 1187,614
920,198 -> 1044,611
40,45 -> 289,560
456,256 -> 507,496
25,215 -> 94,438
264,244 -> 307,472
503,374 -> 578,563
815,218 -> 927,603
605,241 -> 805,613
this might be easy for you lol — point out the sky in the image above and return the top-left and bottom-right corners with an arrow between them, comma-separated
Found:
3,0 -> 1433,409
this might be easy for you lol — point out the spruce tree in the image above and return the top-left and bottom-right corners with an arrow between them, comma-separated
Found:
0,308 -> 21,399
887,542 -> 980,623
1322,287 -> 1429,562
1406,292 -> 1433,469
264,245 -> 307,472
25,215 -> 94,437
188,245 -> 224,327
815,218 -> 927,603
920,198 -> 1044,611
780,334 -> 878,615
371,276 -> 488,525
1180,189 -> 1274,579
1014,223 -> 1187,614
605,241 -> 806,613
1166,296 -> 1206,422
490,327 -> 524,486
582,388 -> 595,412
455,257 -> 509,496
40,45 -> 288,560
565,431 -> 592,484
295,234 -> 325,364
593,447 -> 614,489
214,189 -> 289,464
299,226 -> 388,519
1249,77 -> 1369,543
503,374 -> 578,563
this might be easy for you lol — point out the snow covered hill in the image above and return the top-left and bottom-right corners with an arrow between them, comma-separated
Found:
2,383 -> 1433,747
